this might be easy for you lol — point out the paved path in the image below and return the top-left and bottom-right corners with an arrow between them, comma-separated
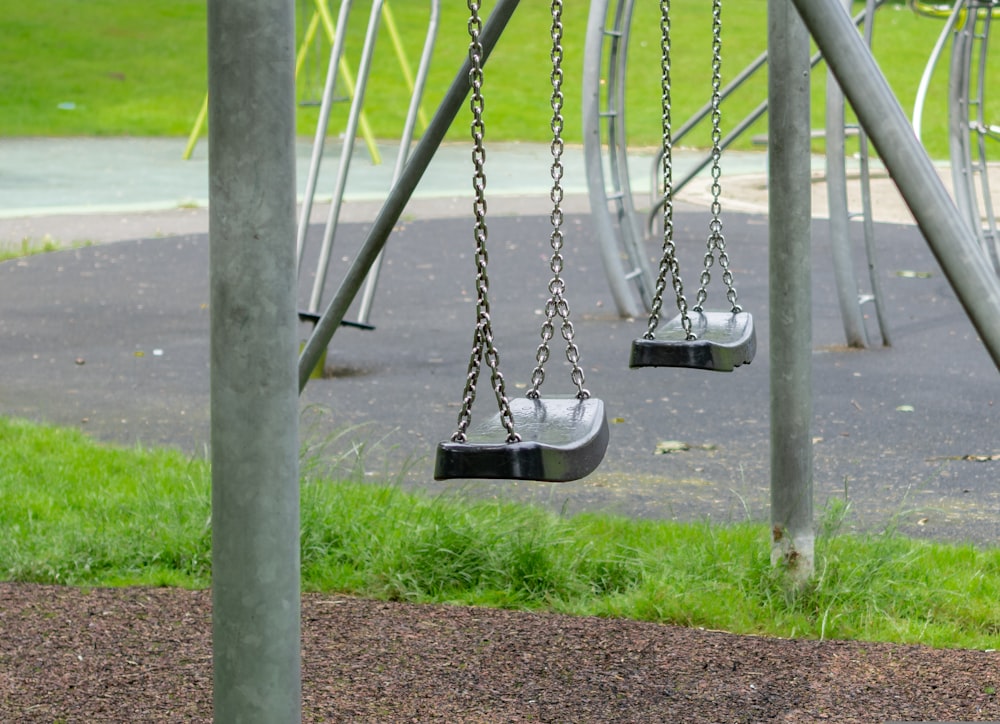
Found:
0,136 -> 938,247
1,137 -> 997,546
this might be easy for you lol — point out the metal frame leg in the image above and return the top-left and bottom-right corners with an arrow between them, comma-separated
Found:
298,0 -> 522,390
793,0 -> 1000,372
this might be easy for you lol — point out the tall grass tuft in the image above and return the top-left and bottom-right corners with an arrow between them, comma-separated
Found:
0,418 -> 211,587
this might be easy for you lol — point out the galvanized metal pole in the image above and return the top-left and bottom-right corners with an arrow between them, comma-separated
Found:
824,0 -> 869,348
207,0 -> 301,720
306,0 -> 385,316
791,0 -> 1000,372
295,0 -> 354,272
768,0 -> 814,579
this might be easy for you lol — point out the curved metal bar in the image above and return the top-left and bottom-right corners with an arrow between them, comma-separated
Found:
582,0 -> 646,318
912,0 -> 964,141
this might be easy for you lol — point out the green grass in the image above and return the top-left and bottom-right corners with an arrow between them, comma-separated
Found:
0,237 -> 62,262
0,418 -> 211,588
1,0 -> 985,159
2,415 -> 999,651
2,1 -> 208,137
0,237 -> 93,263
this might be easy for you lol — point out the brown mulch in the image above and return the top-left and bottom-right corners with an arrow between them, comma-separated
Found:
1,583 -> 998,723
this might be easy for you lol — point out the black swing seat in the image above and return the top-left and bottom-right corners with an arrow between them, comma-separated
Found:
434,396 -> 609,482
630,310 -> 756,372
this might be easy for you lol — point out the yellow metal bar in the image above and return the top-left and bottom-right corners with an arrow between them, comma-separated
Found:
381,0 -> 429,132
182,94 -> 208,160
909,0 -> 961,19
295,11 -> 322,81
182,1 -> 382,164
908,0 -> 1000,21
314,0 -> 382,165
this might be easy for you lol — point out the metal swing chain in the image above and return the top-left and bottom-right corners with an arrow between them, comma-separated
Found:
694,0 -> 742,314
528,0 -> 590,400
452,0 -> 519,444
645,0 -> 695,341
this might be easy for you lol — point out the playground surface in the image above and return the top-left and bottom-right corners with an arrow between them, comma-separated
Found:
3,581 -> 999,723
1,136 -> 996,546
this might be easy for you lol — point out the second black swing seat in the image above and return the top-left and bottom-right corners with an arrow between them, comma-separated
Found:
434,396 -> 609,482
629,0 -> 756,375
630,310 -> 756,372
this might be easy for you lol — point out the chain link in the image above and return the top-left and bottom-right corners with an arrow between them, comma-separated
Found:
528,0 -> 590,400
645,0 -> 695,341
694,0 -> 741,314
452,0 -> 519,444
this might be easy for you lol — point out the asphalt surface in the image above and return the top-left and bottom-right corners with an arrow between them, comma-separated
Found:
1,138 -> 997,546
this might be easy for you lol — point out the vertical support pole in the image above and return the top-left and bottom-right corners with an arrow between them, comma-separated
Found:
307,0 -> 385,315
824,0 -> 869,348
208,0 -> 301,720
768,0 -> 814,580
296,0 -> 355,272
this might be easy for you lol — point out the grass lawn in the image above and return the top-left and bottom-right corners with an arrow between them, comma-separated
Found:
1,416 -> 998,651
0,0 -> 976,159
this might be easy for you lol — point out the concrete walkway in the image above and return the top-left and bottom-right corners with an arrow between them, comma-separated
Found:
0,136 -> 931,249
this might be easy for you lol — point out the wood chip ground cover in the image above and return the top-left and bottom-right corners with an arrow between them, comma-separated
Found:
1,584 -> 998,722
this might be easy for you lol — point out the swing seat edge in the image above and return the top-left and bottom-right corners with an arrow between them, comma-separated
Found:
629,311 -> 757,372
434,397 -> 610,483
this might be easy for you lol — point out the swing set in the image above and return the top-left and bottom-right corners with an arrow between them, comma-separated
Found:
209,1 -> 1000,716
435,0 -> 753,483
293,0 -> 1000,489
293,0 -> 758,486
